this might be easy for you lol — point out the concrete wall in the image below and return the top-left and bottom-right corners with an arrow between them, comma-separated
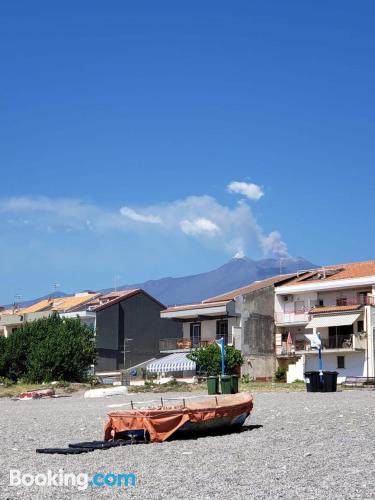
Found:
286,352 -> 367,383
305,351 -> 366,380
241,286 -> 276,380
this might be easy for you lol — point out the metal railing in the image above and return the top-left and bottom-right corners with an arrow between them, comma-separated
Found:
276,334 -> 366,356
159,337 -> 227,352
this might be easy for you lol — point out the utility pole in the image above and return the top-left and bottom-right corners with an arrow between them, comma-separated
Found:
121,337 -> 133,385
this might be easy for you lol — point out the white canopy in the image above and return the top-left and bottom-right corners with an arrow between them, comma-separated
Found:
306,313 -> 361,329
147,353 -> 196,373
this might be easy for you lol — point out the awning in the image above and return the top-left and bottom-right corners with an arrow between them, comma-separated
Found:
306,313 -> 361,329
147,353 -> 196,373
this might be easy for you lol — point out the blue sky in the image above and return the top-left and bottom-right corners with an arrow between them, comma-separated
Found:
1,1 -> 375,304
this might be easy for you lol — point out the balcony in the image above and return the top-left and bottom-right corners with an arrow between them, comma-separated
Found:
276,334 -> 366,357
159,337 -> 225,353
274,312 -> 310,325
275,295 -> 374,325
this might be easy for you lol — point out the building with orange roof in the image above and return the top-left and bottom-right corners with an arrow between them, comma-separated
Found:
273,260 -> 375,383
0,292 -> 99,337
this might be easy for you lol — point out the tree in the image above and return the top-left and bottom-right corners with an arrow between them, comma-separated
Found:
2,313 -> 97,382
0,335 -> 7,377
187,343 -> 243,376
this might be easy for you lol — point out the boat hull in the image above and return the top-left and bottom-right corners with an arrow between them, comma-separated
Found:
104,393 -> 253,443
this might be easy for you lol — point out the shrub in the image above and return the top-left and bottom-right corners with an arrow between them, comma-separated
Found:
0,376 -> 14,387
187,344 -> 243,376
241,374 -> 254,384
274,367 -> 287,382
0,336 -> 7,377
1,313 -> 96,383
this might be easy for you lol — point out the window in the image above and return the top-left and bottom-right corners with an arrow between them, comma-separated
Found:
337,356 -> 345,369
216,319 -> 229,345
358,292 -> 368,305
357,320 -> 364,332
294,301 -> 305,313
190,323 -> 201,347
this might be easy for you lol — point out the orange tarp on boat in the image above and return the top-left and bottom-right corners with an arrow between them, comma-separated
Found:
104,392 -> 253,443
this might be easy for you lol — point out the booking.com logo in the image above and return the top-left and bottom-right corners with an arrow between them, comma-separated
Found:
9,469 -> 137,491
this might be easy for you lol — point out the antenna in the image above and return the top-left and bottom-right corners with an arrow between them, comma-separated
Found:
52,282 -> 60,294
13,294 -> 22,311
114,275 -> 121,292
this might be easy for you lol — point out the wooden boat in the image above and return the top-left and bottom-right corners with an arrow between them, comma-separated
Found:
104,392 -> 253,443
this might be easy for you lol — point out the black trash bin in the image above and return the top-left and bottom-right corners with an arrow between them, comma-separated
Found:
322,371 -> 338,392
304,371 -> 321,392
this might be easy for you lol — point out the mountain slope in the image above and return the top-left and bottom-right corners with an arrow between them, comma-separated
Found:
5,257 -> 317,309
117,256 -> 317,305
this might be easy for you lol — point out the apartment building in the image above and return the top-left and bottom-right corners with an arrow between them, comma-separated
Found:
274,261 -> 375,382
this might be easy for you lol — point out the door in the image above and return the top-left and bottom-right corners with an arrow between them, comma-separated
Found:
190,323 -> 201,347
216,319 -> 229,345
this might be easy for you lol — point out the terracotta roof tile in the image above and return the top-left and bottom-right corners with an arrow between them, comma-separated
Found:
284,260 -> 375,286
310,304 -> 362,314
20,293 -> 99,314
202,273 -> 297,303
92,289 -> 165,311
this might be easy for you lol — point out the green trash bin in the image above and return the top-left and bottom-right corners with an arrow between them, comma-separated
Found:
207,376 -> 219,395
231,375 -> 239,394
220,375 -> 232,394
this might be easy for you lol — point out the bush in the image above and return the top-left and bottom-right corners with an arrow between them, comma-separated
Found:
87,375 -> 100,387
0,336 -> 7,377
187,344 -> 243,376
1,313 -> 96,383
274,367 -> 287,382
0,376 -> 14,387
241,374 -> 254,384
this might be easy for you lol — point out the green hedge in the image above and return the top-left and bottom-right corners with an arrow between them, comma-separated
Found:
0,313 -> 96,383
187,343 -> 243,376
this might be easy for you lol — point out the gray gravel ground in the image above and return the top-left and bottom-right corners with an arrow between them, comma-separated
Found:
1,389 -> 375,499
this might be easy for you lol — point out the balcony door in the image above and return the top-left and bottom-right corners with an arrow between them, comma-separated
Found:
190,322 -> 201,347
328,325 -> 353,348
216,319 -> 229,345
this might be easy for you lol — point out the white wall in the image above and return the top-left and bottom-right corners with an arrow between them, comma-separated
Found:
304,351 -> 365,381
275,291 -> 318,315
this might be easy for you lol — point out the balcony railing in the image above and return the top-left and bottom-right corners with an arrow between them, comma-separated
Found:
333,296 -> 374,306
276,334 -> 366,356
274,312 -> 311,324
159,337 -> 226,352
275,295 -> 374,324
